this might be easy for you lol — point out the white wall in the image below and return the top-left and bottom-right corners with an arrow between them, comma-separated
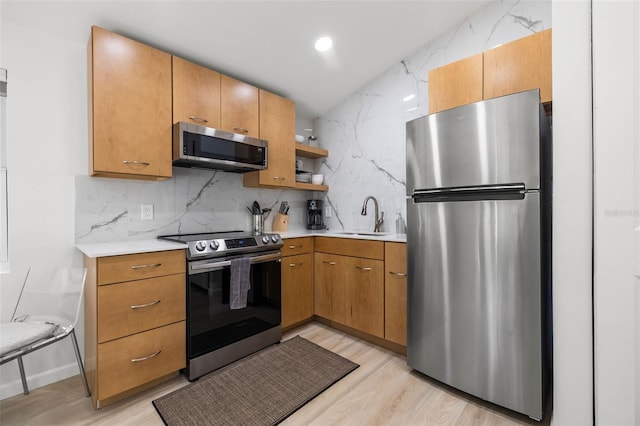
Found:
593,1 -> 640,424
0,21 -> 88,398
551,1 -> 594,424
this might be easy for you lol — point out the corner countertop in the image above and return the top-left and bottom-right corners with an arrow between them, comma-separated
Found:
278,229 -> 407,243
76,239 -> 188,258
76,230 -> 405,258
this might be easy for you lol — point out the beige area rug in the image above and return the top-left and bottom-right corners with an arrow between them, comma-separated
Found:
152,336 -> 359,426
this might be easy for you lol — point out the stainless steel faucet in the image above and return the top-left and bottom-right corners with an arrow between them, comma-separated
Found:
361,196 -> 384,232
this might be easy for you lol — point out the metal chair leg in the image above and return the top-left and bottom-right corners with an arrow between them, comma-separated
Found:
16,356 -> 29,395
70,330 -> 91,397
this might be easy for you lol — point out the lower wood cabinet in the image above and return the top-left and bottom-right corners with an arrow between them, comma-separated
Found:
96,274 -> 185,343
384,242 -> 407,346
314,237 -> 385,339
84,249 -> 186,408
345,256 -> 384,338
281,253 -> 313,328
281,238 -> 314,329
97,321 -> 185,400
314,252 -> 347,324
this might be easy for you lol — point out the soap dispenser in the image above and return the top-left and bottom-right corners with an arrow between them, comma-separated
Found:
395,212 -> 406,235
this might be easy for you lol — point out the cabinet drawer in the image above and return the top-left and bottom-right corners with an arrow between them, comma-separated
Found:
97,321 -> 185,400
281,237 -> 313,256
315,237 -> 384,260
97,250 -> 185,285
97,274 -> 186,343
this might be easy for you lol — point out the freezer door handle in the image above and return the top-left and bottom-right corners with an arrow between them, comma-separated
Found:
412,183 -> 526,203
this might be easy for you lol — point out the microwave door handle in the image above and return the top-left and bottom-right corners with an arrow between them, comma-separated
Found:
190,251 -> 282,272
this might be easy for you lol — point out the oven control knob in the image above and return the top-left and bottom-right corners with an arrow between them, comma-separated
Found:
261,236 -> 270,244
271,235 -> 279,243
210,241 -> 220,250
195,241 -> 207,252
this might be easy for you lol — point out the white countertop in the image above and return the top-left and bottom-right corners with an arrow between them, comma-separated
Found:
76,239 -> 188,258
278,229 -> 407,243
76,231 -> 405,258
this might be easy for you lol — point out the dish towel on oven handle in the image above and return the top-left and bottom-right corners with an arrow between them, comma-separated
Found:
230,257 -> 251,309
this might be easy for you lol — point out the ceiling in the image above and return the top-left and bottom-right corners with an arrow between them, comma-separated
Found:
2,0 -> 493,118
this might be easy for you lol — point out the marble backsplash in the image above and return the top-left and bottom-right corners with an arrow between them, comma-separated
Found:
313,0 -> 551,232
75,0 -> 551,243
75,168 -> 319,242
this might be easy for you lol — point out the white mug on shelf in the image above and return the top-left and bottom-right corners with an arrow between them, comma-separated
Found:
311,174 -> 324,185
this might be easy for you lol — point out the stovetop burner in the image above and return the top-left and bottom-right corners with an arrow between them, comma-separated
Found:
158,230 -> 283,260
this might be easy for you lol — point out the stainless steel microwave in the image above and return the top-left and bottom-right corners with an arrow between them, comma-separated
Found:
172,122 -> 268,172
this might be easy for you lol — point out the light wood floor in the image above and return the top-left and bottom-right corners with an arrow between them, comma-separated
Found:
0,322 -> 548,425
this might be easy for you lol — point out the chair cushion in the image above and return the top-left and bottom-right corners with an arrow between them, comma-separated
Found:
0,322 -> 57,357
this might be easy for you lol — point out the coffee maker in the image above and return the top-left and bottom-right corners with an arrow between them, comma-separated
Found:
306,199 -> 325,230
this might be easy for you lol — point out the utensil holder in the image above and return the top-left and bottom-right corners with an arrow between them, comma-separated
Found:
272,213 -> 288,232
252,214 -> 264,235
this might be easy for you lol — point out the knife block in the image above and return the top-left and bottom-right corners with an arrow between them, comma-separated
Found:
272,213 -> 288,232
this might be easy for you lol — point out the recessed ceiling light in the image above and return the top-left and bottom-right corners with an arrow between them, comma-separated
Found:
315,36 -> 333,52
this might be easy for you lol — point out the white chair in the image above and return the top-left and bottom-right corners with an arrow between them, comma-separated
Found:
0,267 -> 90,397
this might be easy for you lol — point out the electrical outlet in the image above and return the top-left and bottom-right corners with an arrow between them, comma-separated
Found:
141,204 -> 154,220
324,206 -> 332,218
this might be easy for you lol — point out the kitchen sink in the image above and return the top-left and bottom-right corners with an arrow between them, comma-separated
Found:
335,231 -> 393,236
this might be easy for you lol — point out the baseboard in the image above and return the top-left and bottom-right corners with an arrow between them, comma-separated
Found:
0,362 -> 78,400
313,317 -> 407,355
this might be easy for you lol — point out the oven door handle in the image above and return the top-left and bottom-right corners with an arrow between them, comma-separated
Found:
190,251 -> 282,272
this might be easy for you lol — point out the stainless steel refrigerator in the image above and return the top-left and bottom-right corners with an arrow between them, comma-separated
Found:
405,89 -> 552,420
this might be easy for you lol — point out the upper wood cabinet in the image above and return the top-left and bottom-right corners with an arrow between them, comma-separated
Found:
172,56 -> 221,127
484,29 -> 552,103
88,27 -> 324,187
220,75 -> 259,138
428,29 -> 552,114
243,90 -> 295,188
428,54 -> 483,113
88,26 -> 172,180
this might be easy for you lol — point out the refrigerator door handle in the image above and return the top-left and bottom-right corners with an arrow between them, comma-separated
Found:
412,183 -> 526,203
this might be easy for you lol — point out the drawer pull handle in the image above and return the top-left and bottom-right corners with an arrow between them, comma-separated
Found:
122,160 -> 150,166
288,245 -> 301,249
356,266 -> 373,271
323,261 -> 337,266
130,300 -> 161,309
131,350 -> 161,363
189,115 -> 208,123
272,177 -> 285,182
289,262 -> 303,268
233,126 -> 249,134
131,263 -> 162,270
389,271 -> 407,277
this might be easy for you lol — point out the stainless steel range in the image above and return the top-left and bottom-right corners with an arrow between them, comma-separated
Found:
159,231 -> 283,380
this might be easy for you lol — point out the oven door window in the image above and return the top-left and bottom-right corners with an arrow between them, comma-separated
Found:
185,131 -> 266,166
187,260 -> 281,358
